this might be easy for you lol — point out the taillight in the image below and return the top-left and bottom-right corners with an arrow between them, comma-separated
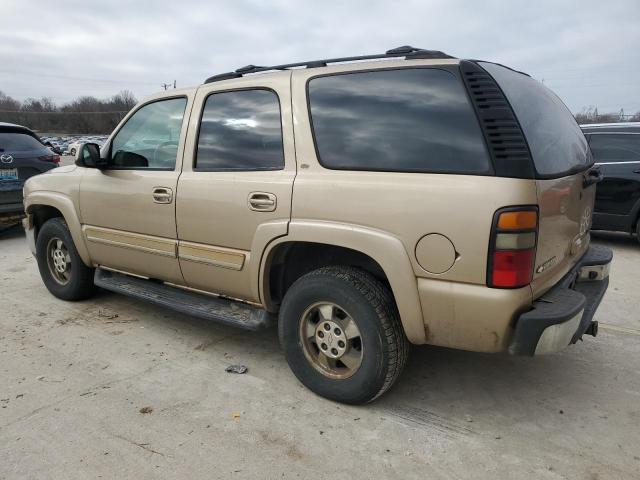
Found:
488,207 -> 538,288
39,154 -> 60,164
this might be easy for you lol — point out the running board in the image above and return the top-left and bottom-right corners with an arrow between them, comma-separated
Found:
94,268 -> 274,331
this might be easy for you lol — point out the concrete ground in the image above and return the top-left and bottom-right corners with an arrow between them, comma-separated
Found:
1,224 -> 639,479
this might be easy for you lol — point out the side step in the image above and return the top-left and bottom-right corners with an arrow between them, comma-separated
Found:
94,268 -> 274,331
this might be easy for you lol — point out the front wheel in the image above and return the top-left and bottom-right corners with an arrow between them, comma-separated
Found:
279,266 -> 409,404
36,217 -> 96,300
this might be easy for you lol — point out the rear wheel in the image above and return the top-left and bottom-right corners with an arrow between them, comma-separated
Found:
279,266 -> 409,404
36,217 -> 96,300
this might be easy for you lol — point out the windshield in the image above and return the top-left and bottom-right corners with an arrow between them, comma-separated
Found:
480,62 -> 591,178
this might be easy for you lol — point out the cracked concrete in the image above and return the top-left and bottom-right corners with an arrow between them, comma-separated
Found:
1,226 -> 639,479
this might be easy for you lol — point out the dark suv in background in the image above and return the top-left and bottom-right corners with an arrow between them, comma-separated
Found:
581,123 -> 640,243
0,122 -> 59,226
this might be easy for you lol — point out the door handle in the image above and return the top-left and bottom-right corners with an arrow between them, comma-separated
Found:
152,187 -> 173,204
633,169 -> 640,174
248,192 -> 276,212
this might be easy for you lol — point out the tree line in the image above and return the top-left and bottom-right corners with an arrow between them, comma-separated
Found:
0,90 -> 137,134
575,106 -> 640,125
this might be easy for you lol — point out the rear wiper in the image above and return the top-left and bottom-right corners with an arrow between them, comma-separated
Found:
583,166 -> 603,188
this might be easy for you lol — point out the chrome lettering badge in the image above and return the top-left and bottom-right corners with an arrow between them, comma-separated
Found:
536,256 -> 557,274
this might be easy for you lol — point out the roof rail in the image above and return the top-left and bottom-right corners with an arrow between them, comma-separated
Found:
204,46 -> 455,84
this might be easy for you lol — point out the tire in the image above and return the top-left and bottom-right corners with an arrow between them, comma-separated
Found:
636,218 -> 640,245
279,266 -> 409,404
36,217 -> 96,301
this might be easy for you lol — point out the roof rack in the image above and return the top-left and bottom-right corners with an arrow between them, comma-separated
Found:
204,46 -> 455,84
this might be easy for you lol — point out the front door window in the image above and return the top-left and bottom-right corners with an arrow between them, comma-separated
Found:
110,97 -> 187,169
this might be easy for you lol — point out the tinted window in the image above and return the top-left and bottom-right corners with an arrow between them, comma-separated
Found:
111,97 -> 187,169
0,132 -> 47,153
196,89 -> 284,171
589,134 -> 640,163
308,68 -> 491,174
480,62 -> 590,177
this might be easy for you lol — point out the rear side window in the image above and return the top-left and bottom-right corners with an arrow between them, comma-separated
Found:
479,62 -> 590,178
307,68 -> 491,174
0,132 -> 47,153
195,89 -> 284,171
589,134 -> 640,163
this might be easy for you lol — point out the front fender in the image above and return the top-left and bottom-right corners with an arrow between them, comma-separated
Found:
25,192 -> 92,266
260,220 -> 427,344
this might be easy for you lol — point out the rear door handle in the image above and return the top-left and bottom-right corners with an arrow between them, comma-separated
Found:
248,192 -> 276,212
152,187 -> 173,204
633,169 -> 640,174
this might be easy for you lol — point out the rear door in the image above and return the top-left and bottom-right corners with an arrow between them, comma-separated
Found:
588,133 -> 640,231
479,62 -> 595,294
176,72 -> 295,303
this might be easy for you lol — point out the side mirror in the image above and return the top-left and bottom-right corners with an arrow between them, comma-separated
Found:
76,143 -> 107,169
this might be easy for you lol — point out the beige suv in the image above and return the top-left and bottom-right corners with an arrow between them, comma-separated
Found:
23,46 -> 612,404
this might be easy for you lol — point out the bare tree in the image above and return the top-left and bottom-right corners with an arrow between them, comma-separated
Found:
0,91 -> 137,134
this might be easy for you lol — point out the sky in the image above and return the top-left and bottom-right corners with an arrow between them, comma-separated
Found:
1,0 -> 638,114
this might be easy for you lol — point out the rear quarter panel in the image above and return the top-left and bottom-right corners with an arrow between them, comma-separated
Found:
290,62 -> 539,349
531,172 -> 595,299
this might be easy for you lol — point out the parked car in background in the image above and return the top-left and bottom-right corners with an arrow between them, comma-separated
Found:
0,122 -> 59,225
581,123 -> 640,243
66,140 -> 84,156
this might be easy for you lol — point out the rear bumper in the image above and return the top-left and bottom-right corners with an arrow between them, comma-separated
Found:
508,245 -> 612,355
0,181 -> 25,223
0,202 -> 25,224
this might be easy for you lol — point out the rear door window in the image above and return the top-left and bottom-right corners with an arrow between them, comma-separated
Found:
307,68 -> 492,174
479,62 -> 590,178
195,89 -> 284,171
589,134 -> 640,163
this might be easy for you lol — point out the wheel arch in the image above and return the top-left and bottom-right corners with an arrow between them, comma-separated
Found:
259,221 -> 427,344
25,192 -> 91,265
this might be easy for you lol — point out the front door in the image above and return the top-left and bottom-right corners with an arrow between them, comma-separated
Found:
176,73 -> 296,302
79,95 -> 192,283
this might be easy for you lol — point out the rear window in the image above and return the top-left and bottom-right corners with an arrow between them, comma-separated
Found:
308,68 -> 492,174
480,62 -> 590,178
589,134 -> 640,163
0,132 -> 47,153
